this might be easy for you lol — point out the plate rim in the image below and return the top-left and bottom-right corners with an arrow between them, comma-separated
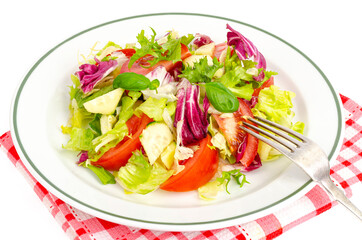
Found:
10,12 -> 344,230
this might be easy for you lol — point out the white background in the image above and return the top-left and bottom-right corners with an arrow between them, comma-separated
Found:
1,0 -> 361,239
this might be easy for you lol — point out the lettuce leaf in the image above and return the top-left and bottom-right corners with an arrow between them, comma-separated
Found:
115,152 -> 173,194
85,164 -> 116,185
96,41 -> 121,56
253,85 -> 298,127
89,91 -> 142,160
252,85 -> 305,161
129,28 -> 194,69
135,97 -> 168,121
63,127 -> 94,151
217,47 -> 277,101
217,169 -> 249,194
179,57 -> 223,83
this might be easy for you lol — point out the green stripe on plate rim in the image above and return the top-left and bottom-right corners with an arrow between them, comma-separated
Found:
12,12 -> 342,226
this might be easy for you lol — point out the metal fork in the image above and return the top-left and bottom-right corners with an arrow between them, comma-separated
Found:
241,116 -> 362,220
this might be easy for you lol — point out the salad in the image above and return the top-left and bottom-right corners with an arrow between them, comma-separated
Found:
62,24 -> 304,200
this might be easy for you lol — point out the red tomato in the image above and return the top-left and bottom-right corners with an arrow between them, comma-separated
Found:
92,114 -> 153,171
115,48 -> 136,58
120,43 -> 191,75
213,99 -> 258,167
160,135 -> 219,192
252,76 -> 274,97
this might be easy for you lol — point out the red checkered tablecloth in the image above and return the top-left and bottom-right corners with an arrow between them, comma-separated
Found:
1,94 -> 361,240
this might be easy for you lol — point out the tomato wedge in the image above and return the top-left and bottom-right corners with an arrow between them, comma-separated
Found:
160,135 -> 219,192
252,76 -> 274,97
92,114 -> 153,171
120,43 -> 191,75
213,99 -> 258,167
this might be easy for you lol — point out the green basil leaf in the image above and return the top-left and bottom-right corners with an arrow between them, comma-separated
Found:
113,72 -> 151,91
205,82 -> 239,113
149,79 -> 160,90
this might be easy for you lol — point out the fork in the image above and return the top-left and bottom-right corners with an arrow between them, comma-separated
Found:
240,116 -> 362,221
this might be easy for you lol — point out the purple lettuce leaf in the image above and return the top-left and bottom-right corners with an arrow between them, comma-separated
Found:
185,85 -> 207,140
226,24 -> 267,81
193,33 -> 213,48
76,151 -> 89,164
174,79 -> 209,145
76,57 -> 118,93
236,154 -> 262,172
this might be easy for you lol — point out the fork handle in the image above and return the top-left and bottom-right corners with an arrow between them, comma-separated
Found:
320,177 -> 362,221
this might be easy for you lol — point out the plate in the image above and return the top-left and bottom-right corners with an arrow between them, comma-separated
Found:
10,13 -> 344,231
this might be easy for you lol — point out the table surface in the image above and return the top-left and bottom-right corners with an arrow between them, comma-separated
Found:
1,1 -> 361,239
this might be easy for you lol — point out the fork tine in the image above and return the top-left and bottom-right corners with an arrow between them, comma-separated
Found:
242,121 -> 296,151
246,116 -> 305,146
254,116 -> 307,142
240,125 -> 291,156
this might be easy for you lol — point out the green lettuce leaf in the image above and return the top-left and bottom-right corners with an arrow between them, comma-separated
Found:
135,97 -> 168,121
217,48 -> 277,101
216,49 -> 256,101
69,74 -> 81,100
61,99 -> 94,134
89,91 -> 142,161
217,169 -> 249,194
253,85 -> 298,127
89,114 -> 102,136
252,85 -> 305,161
116,152 -> 173,194
179,57 -> 223,83
63,127 -> 94,151
129,28 -> 193,69
85,164 -> 116,185
96,41 -> 121,56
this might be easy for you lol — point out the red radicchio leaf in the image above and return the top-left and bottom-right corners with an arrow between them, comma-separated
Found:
226,24 -> 267,81
242,96 -> 258,109
174,79 -> 195,145
174,79 -> 209,145
235,135 -> 247,163
77,57 -> 118,93
77,151 -> 88,164
237,154 -> 262,172
193,33 -> 213,48
185,85 -> 207,140
202,95 -> 210,127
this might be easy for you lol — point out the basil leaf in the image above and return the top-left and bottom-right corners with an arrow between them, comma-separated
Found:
149,79 -> 160,90
113,72 -> 153,91
205,82 -> 239,113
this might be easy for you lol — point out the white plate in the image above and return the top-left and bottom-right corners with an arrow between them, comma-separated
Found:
10,13 -> 344,231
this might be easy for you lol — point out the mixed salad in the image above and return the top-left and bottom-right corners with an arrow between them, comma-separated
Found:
62,24 -> 304,199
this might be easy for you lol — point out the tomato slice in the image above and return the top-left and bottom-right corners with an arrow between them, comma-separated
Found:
92,114 -> 153,171
252,76 -> 274,97
160,135 -> 219,192
213,99 -> 258,167
120,43 -> 191,75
